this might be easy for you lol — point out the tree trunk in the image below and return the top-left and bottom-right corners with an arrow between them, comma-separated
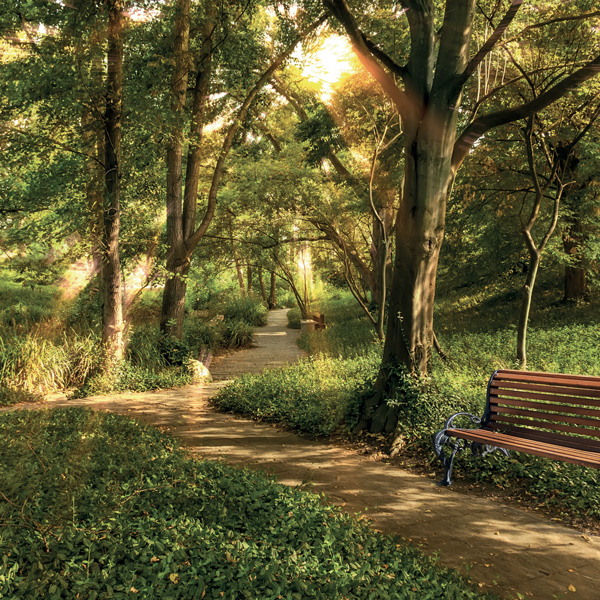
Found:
246,262 -> 253,293
354,109 -> 458,433
82,48 -> 104,281
517,252 -> 540,370
161,262 -> 189,339
563,213 -> 587,301
232,241 -> 246,296
258,266 -> 268,303
159,14 -> 323,336
101,0 -> 124,363
268,270 -> 277,309
161,0 -> 190,339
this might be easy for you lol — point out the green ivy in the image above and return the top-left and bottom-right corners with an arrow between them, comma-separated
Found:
0,408 -> 496,600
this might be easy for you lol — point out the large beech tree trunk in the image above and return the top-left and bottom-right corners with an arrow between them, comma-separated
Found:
101,0 -> 124,363
326,0 -> 600,433
355,120 -> 457,433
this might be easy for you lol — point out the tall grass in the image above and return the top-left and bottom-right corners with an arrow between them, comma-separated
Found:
0,330 -> 97,400
222,294 -> 268,327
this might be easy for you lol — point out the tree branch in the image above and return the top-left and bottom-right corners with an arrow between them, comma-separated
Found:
452,53 -> 600,171
458,0 -> 523,89
323,0 -> 412,120
184,13 -> 328,257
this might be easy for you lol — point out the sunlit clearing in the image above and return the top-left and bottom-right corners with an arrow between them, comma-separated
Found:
302,34 -> 356,101
57,259 -> 96,302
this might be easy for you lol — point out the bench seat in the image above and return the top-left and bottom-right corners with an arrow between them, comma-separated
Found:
446,428 -> 600,469
433,369 -> 600,485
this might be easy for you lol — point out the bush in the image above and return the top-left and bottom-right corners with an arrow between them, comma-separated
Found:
213,352 -> 380,436
222,295 -> 268,327
287,306 -> 302,329
184,317 -> 223,353
0,408 -> 495,600
73,360 -> 193,397
0,331 -> 98,403
221,318 -> 255,348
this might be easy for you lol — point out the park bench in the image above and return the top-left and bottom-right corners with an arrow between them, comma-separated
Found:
312,312 -> 325,331
433,369 -> 600,485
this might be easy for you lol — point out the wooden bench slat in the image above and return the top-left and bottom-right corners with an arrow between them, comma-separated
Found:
447,428 -> 600,468
496,369 -> 600,384
434,370 -> 600,485
487,423 -> 600,451
450,428 -> 600,460
492,414 -> 600,438
489,404 -> 600,428
490,396 -> 600,418
493,371 -> 600,391
491,381 -> 600,400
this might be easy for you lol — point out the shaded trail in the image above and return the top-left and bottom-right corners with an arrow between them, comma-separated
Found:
28,310 -> 600,598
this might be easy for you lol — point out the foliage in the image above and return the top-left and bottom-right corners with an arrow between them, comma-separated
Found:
0,274 -> 59,330
222,295 -> 268,327
287,306 -> 302,329
72,361 -> 193,398
0,330 -> 97,402
298,291 -> 379,358
214,352 -> 380,436
0,408 -> 495,600
221,318 -> 256,349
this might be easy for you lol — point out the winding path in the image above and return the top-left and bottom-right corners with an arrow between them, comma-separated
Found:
29,310 -> 600,598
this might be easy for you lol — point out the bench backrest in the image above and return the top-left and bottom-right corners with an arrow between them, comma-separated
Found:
483,369 -> 600,451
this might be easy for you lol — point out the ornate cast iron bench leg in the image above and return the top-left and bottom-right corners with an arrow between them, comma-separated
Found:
433,412 -> 481,486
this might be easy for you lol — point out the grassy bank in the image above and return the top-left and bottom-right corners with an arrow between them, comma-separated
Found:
0,408 -> 495,600
0,274 -> 269,405
214,286 -> 600,524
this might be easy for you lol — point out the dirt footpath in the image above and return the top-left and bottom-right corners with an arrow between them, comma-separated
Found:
209,309 -> 306,380
26,309 -> 600,599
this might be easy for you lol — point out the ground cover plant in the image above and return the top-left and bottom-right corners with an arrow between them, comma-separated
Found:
218,284 -> 600,525
0,407 -> 496,600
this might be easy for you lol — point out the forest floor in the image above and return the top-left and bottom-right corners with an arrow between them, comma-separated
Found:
15,309 -> 600,599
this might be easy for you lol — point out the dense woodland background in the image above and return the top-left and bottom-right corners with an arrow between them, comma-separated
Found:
2,0 -> 599,405
2,2 -> 600,597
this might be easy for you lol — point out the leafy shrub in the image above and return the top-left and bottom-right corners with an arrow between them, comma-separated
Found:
221,318 -> 255,348
0,386 -> 44,406
214,352 -> 380,436
73,360 -> 192,397
183,317 -> 223,353
277,289 -> 297,308
127,325 -> 169,370
222,295 -> 268,327
0,408 -> 495,600
158,334 -> 192,366
287,306 -> 302,329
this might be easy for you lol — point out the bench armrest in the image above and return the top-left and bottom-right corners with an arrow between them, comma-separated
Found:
441,411 -> 482,430
432,412 -> 482,462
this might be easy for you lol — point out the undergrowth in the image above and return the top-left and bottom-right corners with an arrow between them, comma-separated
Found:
221,285 -> 600,521
0,408 -> 496,600
214,352 -> 380,436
